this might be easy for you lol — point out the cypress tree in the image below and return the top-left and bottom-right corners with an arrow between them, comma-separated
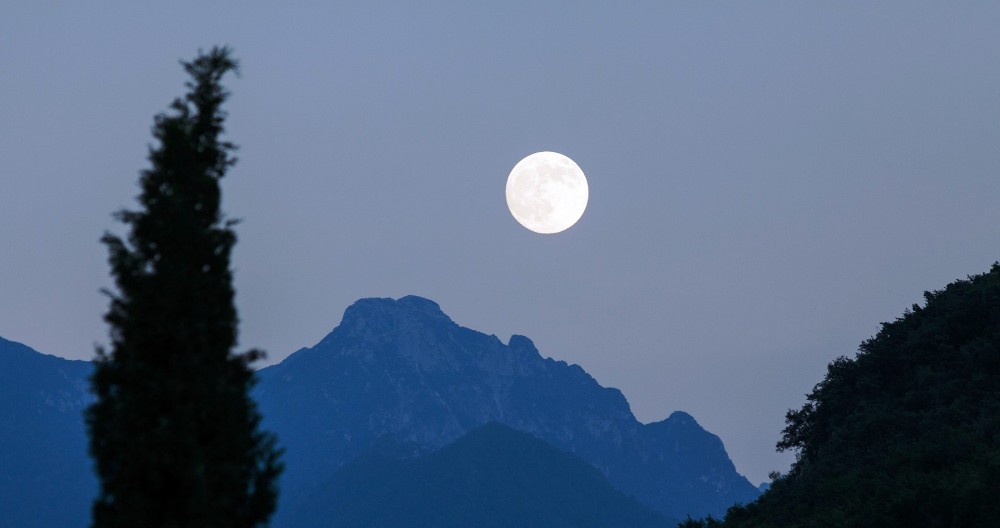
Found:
86,47 -> 281,528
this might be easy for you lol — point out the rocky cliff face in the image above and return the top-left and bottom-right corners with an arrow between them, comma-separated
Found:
255,296 -> 759,522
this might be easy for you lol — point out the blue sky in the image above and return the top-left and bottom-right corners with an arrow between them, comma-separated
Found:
2,2 -> 999,483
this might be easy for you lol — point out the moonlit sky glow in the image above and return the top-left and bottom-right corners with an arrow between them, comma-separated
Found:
2,2 -> 999,484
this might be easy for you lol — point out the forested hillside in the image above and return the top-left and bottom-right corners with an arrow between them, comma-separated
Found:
686,263 -> 1000,527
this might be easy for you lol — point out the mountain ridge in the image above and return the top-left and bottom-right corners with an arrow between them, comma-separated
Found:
255,295 -> 760,523
0,295 -> 759,526
289,422 -> 680,528
0,336 -> 96,528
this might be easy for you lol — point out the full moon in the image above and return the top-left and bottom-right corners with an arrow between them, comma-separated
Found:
505,151 -> 589,234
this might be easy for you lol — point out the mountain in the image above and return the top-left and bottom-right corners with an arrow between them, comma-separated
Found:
255,295 -> 759,523
702,264 -> 1000,527
289,422 -> 679,528
0,336 -> 96,528
0,295 -> 756,526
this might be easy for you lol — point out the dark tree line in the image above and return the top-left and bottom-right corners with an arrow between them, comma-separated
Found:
86,47 -> 282,528
682,263 -> 1000,528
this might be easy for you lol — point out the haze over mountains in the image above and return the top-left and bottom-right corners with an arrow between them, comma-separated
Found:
0,296 -> 759,526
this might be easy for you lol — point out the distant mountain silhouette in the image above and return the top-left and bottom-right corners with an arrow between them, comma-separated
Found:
0,336 -> 95,528
0,295 -> 757,526
255,295 -> 759,524
289,422 -> 679,528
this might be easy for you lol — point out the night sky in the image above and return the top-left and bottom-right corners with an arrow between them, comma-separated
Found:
3,2 -> 999,484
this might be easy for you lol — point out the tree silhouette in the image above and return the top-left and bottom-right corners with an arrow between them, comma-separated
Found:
698,263 -> 1000,527
86,47 -> 281,528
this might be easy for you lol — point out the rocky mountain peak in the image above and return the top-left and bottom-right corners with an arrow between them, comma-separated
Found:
256,296 -> 760,523
0,295 -> 760,526
319,295 -> 455,348
507,334 -> 536,352
664,410 -> 698,427
342,295 -> 450,326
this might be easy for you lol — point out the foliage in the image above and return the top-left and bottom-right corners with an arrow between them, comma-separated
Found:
85,47 -> 282,528
678,515 -> 723,528
692,263 -> 1000,528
